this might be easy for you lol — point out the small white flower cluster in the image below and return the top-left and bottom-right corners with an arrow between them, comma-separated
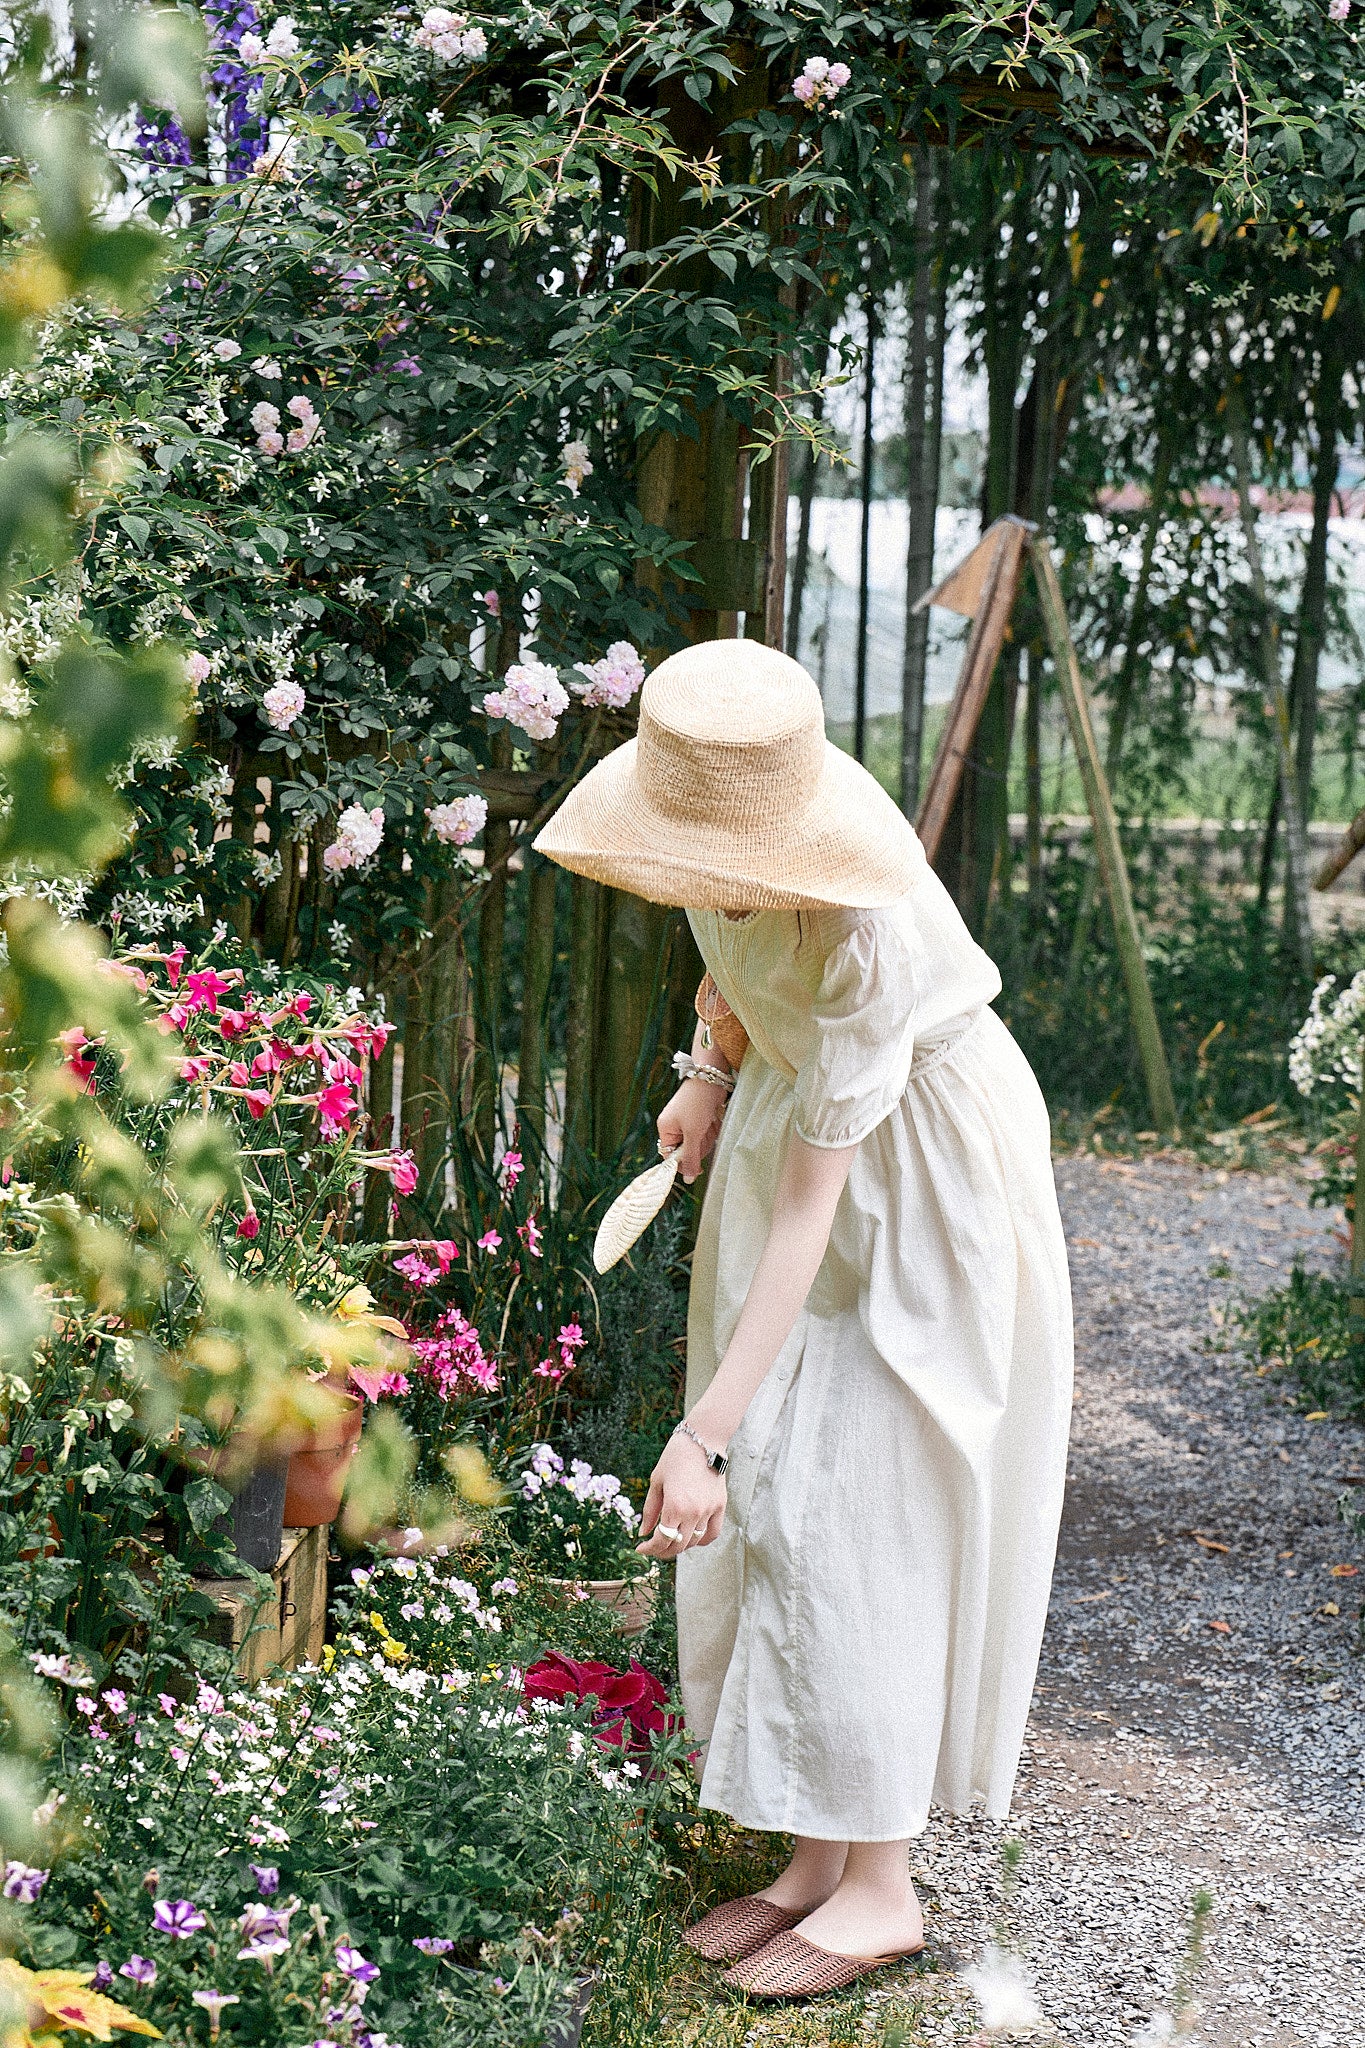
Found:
483,658 -> 569,742
239,15 -> 301,63
426,793 -> 488,846
561,438 -> 592,496
963,1942 -> 1044,2032
519,1443 -> 638,1531
791,54 -> 851,108
1288,969 -> 1365,1097
250,393 -> 321,459
262,679 -> 306,730
573,640 -> 645,710
413,7 -> 488,62
323,802 -> 385,877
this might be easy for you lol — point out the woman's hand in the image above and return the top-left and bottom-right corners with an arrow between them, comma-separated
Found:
656,1076 -> 727,1184
636,1433 -> 727,1559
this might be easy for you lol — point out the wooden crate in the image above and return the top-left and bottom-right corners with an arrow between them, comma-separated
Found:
202,1525 -> 330,1684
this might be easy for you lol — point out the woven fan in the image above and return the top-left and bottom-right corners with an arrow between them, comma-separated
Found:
592,1151 -> 680,1273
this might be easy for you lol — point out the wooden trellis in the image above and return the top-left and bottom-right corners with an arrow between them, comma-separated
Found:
915,518 -> 1179,1135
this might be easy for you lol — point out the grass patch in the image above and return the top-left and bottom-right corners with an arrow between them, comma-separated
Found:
1233,1264 -> 1365,1419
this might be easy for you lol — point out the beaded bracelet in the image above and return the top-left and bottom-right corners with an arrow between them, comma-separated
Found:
671,1049 -> 735,1093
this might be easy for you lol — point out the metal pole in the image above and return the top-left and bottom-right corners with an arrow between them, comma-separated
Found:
854,292 -> 877,763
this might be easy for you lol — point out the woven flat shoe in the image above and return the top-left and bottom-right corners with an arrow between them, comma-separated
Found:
680,1895 -> 802,1964
721,1927 -> 925,2000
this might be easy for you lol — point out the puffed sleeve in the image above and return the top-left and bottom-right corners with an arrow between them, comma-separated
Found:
793,911 -> 917,1148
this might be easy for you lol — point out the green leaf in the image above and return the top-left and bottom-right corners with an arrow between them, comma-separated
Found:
119,513 -> 150,549
183,1475 -> 233,1536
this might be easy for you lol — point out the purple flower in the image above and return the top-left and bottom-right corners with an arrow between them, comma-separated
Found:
91,1962 -> 114,1992
120,1956 -> 157,1987
152,1898 -> 207,1939
335,1943 -> 380,1984
412,1937 -> 454,1955
391,357 -> 421,376
102,1688 -> 128,1715
2,1861 -> 49,1904
250,1863 -> 280,1896
237,1900 -> 295,1960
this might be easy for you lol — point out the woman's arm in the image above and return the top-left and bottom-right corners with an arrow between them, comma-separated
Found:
637,1130 -> 857,1559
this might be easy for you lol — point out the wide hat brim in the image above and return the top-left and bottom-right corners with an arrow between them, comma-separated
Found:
533,737 -> 925,912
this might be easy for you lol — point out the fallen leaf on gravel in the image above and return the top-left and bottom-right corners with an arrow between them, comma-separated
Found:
1074,1590 -> 1111,1603
1304,1410 -> 1329,1422
1189,1532 -> 1230,1553
1207,1619 -> 1231,1634
1071,1237 -> 1102,1248
1329,1564 -> 1359,1578
1317,1603 -> 1341,1618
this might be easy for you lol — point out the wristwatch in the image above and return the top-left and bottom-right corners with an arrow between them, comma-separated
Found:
672,1419 -> 729,1475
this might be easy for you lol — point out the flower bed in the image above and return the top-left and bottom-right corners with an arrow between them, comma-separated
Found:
15,1563 -> 684,2048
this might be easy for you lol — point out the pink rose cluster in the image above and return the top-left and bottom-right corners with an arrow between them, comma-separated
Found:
792,54 -> 851,108
426,792 -> 488,846
323,803 -> 385,877
413,7 -> 488,61
573,641 -> 645,710
249,392 -> 321,458
409,1307 -> 499,1395
483,659 -> 569,742
262,679 -> 305,730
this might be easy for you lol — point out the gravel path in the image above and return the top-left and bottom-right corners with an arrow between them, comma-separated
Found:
903,1154 -> 1365,2048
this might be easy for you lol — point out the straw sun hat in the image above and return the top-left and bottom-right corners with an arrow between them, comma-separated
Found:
533,639 -> 924,912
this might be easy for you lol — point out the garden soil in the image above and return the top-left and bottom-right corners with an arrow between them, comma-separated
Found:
662,1155 -> 1363,2047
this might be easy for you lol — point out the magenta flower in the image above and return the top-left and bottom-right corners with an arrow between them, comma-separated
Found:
476,1229 -> 501,1252
184,968 -> 233,1015
237,1210 -> 261,1240
517,1214 -> 543,1258
378,1149 -> 419,1195
395,1254 -> 441,1287
500,1149 -> 523,1195
153,1898 -> 207,1939
101,1688 -> 128,1714
179,1055 -> 215,1081
243,1088 -> 274,1119
120,1956 -> 157,1987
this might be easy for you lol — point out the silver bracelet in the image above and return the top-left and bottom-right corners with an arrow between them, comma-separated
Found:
672,1419 -> 729,1475
672,1049 -> 734,1093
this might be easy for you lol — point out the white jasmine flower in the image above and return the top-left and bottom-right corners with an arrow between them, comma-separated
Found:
560,437 -> 592,495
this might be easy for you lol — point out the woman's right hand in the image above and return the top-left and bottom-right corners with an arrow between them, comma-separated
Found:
656,1077 -> 727,1184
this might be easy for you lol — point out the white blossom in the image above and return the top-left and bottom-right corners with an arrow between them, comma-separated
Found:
964,1944 -> 1044,2032
426,794 -> 487,846
561,438 -> 592,495
262,679 -> 305,730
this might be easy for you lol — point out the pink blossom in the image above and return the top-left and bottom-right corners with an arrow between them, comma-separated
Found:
532,1357 -> 566,1381
378,1149 -> 419,1194
1330,0 -> 1350,18
517,1215 -> 543,1258
288,992 -> 312,1018
228,1061 -> 250,1087
426,794 -> 488,847
251,1042 -> 291,1077
58,1027 -> 99,1093
218,1008 -> 252,1038
237,1211 -> 261,1240
482,661 -> 568,743
184,968 -> 234,1015
410,1308 -> 498,1397
478,589 -> 500,617
573,641 -> 645,711
166,945 -> 188,988
263,680 -> 305,730
476,1229 -> 501,1252
185,651 -> 212,687
257,430 -> 284,457
180,1054 -> 214,1083
243,1089 -> 273,1119
315,1079 -> 357,1136
395,1254 -> 441,1287
500,1150 -> 523,1195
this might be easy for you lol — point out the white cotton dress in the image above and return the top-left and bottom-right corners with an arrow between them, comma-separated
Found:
675,853 -> 1074,1842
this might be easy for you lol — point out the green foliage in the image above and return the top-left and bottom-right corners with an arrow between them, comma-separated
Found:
1233,1263 -> 1365,1419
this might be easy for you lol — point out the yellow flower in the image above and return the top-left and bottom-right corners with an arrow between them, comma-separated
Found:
0,1960 -> 161,2046
333,1285 -> 407,1342
368,1611 -> 388,1633
380,1639 -> 408,1663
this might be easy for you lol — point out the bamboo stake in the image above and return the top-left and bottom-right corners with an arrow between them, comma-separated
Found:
562,873 -> 602,1164
1352,1043 -> 1365,1324
1030,537 -> 1179,1134
516,852 -> 557,1152
1225,381 -> 1315,978
1315,804 -> 1365,891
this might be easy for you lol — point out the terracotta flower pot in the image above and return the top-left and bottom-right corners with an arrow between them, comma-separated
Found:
283,1392 -> 364,1528
546,1567 -> 658,1639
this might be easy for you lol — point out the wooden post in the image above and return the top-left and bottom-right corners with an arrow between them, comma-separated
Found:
900,145 -> 945,817
1314,804 -> 1365,892
516,851 -> 558,1154
1030,537 -> 1179,1134
1352,1043 -> 1365,1324
913,517 -> 1031,866
562,873 -> 603,1165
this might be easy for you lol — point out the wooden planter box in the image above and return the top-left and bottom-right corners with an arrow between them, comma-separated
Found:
200,1524 -> 330,1684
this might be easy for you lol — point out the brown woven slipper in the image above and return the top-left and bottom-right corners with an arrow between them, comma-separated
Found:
680,1895 -> 802,1964
721,1927 -> 925,2000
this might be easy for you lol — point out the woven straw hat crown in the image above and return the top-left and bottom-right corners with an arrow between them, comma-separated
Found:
534,639 -> 923,911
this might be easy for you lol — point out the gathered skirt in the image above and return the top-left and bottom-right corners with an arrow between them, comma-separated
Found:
675,1007 -> 1073,1840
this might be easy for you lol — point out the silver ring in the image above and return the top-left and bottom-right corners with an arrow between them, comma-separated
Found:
692,1526 -> 707,1538
657,1524 -> 683,1543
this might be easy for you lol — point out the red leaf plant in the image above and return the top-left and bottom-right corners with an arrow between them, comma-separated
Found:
522,1651 -> 679,1756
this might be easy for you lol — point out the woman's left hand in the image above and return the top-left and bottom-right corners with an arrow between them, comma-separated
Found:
636,1434 -> 727,1559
